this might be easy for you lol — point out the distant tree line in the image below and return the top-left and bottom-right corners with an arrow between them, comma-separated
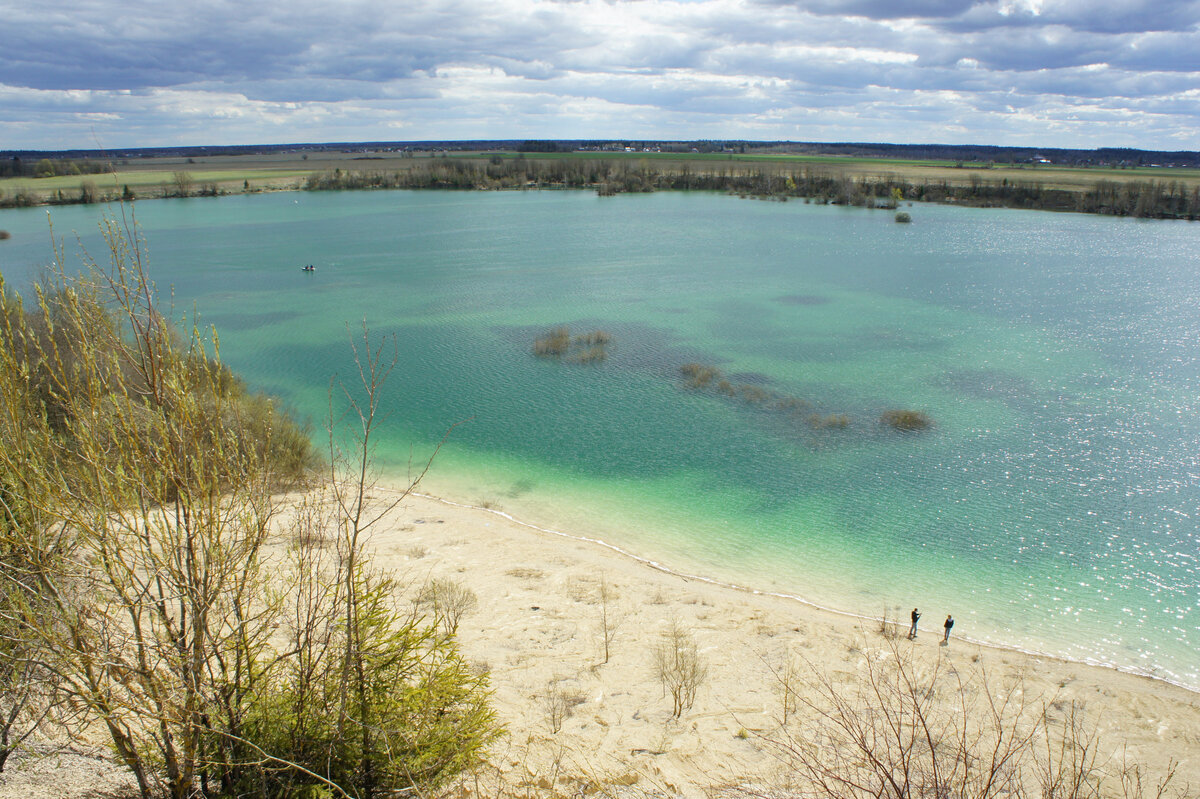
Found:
4,156 -> 1198,219
6,141 -> 1198,168
300,159 -> 1200,220
0,156 -> 111,178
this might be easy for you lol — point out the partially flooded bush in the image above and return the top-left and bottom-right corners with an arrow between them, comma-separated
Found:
575,330 -> 611,347
809,413 -> 850,429
881,409 -> 932,431
573,346 -> 608,363
533,327 -> 612,362
739,385 -> 770,404
533,327 -> 571,357
681,362 -> 721,388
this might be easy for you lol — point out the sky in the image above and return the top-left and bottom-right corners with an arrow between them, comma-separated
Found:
1,0 -> 1197,151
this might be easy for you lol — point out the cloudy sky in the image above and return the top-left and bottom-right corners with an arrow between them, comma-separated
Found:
1,0 -> 1197,150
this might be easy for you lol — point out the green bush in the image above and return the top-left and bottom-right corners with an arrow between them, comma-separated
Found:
235,576 -> 498,797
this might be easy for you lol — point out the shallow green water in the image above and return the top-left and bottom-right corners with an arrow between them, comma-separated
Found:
2,190 -> 1198,687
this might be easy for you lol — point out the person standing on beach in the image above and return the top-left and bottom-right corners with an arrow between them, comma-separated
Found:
909,608 -> 920,638
943,614 -> 954,643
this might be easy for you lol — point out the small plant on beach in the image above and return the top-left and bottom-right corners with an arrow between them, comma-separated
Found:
777,656 -> 803,727
416,577 -> 480,635
654,620 -> 707,719
541,679 -> 586,735
596,578 -> 622,665
878,605 -> 896,638
881,409 -> 932,431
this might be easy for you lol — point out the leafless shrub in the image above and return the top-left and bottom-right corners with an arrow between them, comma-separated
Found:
653,620 -> 707,719
596,578 -> 621,665
776,656 -> 803,727
541,679 -> 586,734
764,635 -> 1188,799
415,577 -> 479,634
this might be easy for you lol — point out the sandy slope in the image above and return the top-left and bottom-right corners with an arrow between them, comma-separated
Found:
3,487 -> 1197,798
381,491 -> 1200,797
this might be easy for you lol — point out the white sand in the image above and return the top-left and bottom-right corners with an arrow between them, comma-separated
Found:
377,489 -> 1200,797
4,486 -> 1197,798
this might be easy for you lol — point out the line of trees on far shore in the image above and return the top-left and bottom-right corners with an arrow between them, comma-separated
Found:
2,157 -> 1199,220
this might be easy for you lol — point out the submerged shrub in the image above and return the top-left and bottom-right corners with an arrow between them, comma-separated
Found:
573,346 -> 608,363
575,330 -> 611,347
739,385 -> 770,404
808,413 -> 850,429
881,409 -> 932,431
681,362 -> 721,388
895,211 -> 912,223
533,327 -> 612,362
533,326 -> 571,357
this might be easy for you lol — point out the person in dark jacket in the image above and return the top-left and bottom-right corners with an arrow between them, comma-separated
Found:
943,614 -> 954,643
908,608 -> 920,638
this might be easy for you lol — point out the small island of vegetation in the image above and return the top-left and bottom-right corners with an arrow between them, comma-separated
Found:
881,409 -> 933,431
533,326 -> 612,362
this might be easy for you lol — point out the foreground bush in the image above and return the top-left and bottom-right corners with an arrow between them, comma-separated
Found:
0,215 -> 498,798
770,635 -> 1184,799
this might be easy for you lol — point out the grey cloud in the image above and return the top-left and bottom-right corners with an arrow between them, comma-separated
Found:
767,0 -> 979,20
952,0 -> 1200,34
1,0 -> 1198,149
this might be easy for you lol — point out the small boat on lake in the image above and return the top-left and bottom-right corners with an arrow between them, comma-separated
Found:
301,264 -> 316,272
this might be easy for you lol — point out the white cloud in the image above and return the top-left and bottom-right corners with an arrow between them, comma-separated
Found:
0,0 -> 1197,148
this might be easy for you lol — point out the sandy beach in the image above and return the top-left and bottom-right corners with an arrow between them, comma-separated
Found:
372,488 -> 1200,796
3,486 -> 1198,798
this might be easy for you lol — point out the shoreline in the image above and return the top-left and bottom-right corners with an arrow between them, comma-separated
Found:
362,483 -> 1200,794
413,488 -> 1200,697
4,482 -> 1197,798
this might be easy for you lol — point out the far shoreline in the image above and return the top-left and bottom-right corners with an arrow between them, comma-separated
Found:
2,148 -> 1199,220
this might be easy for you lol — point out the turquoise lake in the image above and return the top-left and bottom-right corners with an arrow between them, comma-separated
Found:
1,190 -> 1198,688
